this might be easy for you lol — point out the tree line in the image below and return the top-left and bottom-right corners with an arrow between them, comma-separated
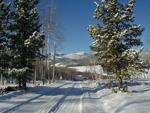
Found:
0,0 -> 45,89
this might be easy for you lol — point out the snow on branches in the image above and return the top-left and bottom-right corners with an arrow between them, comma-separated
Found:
8,67 -> 28,75
24,31 -> 44,48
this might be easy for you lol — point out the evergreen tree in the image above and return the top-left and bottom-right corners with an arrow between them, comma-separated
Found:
12,0 -> 44,88
0,0 -> 11,84
88,0 -> 145,91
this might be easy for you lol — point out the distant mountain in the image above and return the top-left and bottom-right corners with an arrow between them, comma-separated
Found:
53,51 -> 92,67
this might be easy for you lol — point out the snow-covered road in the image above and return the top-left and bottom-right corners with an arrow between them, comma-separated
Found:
0,81 -> 101,113
0,80 -> 150,113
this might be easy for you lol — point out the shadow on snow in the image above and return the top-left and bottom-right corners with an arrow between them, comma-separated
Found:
0,80 -> 150,113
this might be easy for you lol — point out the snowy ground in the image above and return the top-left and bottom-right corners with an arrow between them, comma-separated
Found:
69,65 -> 105,75
0,80 -> 150,113
0,84 -> 17,89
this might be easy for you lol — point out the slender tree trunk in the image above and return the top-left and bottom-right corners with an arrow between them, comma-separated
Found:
18,75 -> 22,88
34,66 -> 37,85
47,37 -> 50,84
52,41 -> 56,82
47,4 -> 52,84
1,73 -> 4,85
22,80 -> 27,89
42,48 -> 45,85
11,74 -> 14,84
48,62 -> 50,84
45,37 -> 48,84
42,63 -> 45,85
118,76 -> 123,90
116,68 -> 124,91
22,74 -> 27,89
40,60 -> 43,85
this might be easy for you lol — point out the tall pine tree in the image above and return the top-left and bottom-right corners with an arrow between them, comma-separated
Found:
0,0 -> 11,84
88,0 -> 145,91
12,0 -> 44,88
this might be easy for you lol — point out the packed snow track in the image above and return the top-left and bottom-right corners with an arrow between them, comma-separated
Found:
0,81 -> 104,113
0,80 -> 150,113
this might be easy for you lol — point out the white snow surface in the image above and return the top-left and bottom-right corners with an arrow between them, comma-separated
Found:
0,80 -> 150,113
0,84 -> 17,89
69,65 -> 106,75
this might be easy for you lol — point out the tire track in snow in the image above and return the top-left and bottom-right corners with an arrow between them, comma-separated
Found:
53,82 -> 83,113
1,82 -> 69,113
82,82 -> 108,113
112,99 -> 150,113
79,83 -> 83,113
38,83 -> 76,113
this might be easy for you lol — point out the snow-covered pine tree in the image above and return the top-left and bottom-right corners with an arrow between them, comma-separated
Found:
12,0 -> 44,88
88,0 -> 145,92
0,0 -> 11,85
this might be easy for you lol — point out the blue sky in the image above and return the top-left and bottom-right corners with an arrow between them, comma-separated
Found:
39,0 -> 150,53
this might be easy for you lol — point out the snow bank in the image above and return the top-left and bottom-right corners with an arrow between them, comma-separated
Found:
69,65 -> 105,75
94,81 -> 150,113
0,84 -> 17,89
